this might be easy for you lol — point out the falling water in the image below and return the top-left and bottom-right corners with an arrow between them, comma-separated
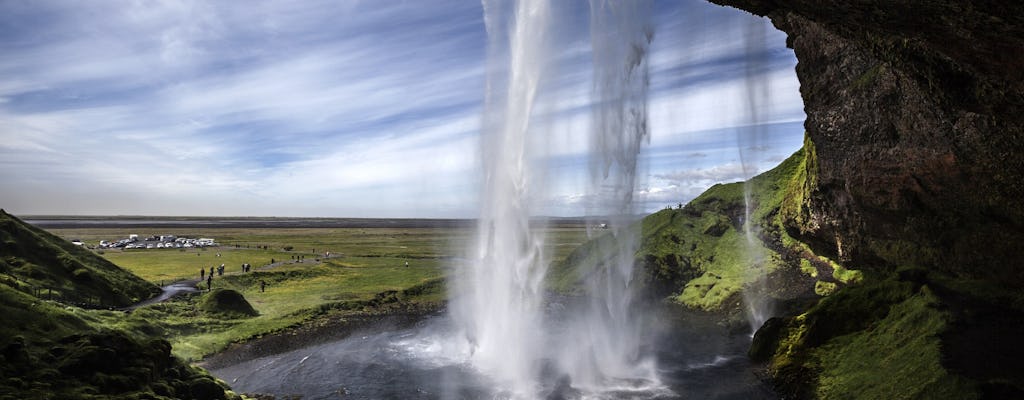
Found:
738,16 -> 774,333
450,0 -> 663,397
449,0 -> 552,396
555,0 -> 661,394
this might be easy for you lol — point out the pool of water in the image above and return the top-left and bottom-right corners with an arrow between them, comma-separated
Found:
210,308 -> 776,399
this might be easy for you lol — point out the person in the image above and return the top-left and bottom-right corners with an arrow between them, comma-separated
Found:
207,275 -> 212,292
209,266 -> 214,277
405,261 -> 409,268
260,280 -> 266,293
200,269 -> 205,280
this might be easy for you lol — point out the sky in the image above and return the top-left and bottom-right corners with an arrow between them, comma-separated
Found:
0,0 -> 804,218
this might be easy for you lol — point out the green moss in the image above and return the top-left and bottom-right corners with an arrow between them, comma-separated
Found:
780,133 -> 818,232
814,281 -> 838,296
800,259 -> 818,278
0,285 -> 237,399
554,142 -> 812,312
674,227 -> 773,310
831,263 -> 864,284
865,237 -> 942,271
813,287 -> 977,399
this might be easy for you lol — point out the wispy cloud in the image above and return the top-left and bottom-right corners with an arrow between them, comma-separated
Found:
0,0 -> 803,217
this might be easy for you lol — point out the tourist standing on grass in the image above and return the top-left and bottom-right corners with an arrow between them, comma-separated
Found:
260,280 -> 266,293
201,269 -> 205,280
207,275 -> 212,292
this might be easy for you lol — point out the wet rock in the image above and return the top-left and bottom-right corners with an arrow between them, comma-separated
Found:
748,317 -> 785,362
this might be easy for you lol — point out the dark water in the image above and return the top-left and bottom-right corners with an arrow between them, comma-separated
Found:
210,308 -> 775,400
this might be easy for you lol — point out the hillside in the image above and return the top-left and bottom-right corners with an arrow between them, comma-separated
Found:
554,141 -> 851,317
703,0 -> 1024,397
558,132 -> 1024,397
0,210 -> 238,399
0,210 -> 158,307
571,0 -> 1024,396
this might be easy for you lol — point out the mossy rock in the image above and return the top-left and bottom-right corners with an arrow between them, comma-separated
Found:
198,289 -> 258,318
187,377 -> 226,400
749,317 -> 787,362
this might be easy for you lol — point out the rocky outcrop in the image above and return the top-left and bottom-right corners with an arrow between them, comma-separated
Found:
709,0 -> 1024,283
700,2 -> 1024,397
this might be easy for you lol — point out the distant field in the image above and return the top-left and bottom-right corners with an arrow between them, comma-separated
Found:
46,224 -> 592,284
43,221 -> 593,360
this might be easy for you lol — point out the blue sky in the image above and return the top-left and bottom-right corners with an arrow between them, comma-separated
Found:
0,0 -> 804,218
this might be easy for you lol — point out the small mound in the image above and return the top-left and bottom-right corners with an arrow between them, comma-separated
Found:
198,289 -> 258,318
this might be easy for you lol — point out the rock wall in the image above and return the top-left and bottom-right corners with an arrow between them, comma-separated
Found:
709,0 -> 1024,283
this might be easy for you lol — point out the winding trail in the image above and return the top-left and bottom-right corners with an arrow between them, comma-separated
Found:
125,280 -> 201,310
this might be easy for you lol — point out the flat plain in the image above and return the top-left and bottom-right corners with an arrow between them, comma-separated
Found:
43,219 -> 591,361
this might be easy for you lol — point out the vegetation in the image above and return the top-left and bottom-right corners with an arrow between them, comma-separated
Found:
551,136 -> 1019,398
0,210 -> 157,307
100,248 -> 296,283
48,222 -> 589,362
813,287 -> 973,399
741,137 -> 1024,398
0,212 -> 237,399
552,137 -> 849,314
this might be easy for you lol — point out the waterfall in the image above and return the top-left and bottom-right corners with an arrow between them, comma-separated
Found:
449,0 -> 552,396
450,0 -> 662,397
555,0 -> 660,392
738,16 -> 774,333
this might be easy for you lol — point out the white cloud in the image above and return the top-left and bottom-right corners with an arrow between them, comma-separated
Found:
0,0 -> 804,217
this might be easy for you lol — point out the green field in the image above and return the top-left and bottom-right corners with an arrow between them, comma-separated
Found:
47,224 -> 591,360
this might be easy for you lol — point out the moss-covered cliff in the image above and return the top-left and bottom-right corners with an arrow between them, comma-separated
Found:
699,1 -> 1024,398
707,0 -> 1024,286
556,2 -> 1024,396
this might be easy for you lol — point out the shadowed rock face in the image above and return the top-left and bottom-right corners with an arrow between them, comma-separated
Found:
710,0 -> 1024,283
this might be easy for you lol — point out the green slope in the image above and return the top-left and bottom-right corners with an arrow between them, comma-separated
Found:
0,210 -> 239,399
552,137 -> 843,312
556,135 -> 1024,398
0,210 -> 158,307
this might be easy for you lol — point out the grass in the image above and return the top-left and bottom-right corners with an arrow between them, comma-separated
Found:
99,247 -> 298,283
813,286 -> 976,399
43,223 -> 590,361
0,211 -> 157,306
552,145 -> 815,311
0,284 -> 238,399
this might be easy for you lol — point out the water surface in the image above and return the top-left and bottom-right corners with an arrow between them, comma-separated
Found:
210,309 -> 775,399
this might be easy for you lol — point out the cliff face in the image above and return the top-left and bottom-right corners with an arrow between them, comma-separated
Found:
710,0 -> 1024,283
698,2 -> 1024,397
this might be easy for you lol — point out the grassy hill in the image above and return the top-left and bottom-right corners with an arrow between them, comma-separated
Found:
0,210 -> 238,399
551,136 -> 1024,397
551,138 -> 849,316
0,210 -> 158,307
